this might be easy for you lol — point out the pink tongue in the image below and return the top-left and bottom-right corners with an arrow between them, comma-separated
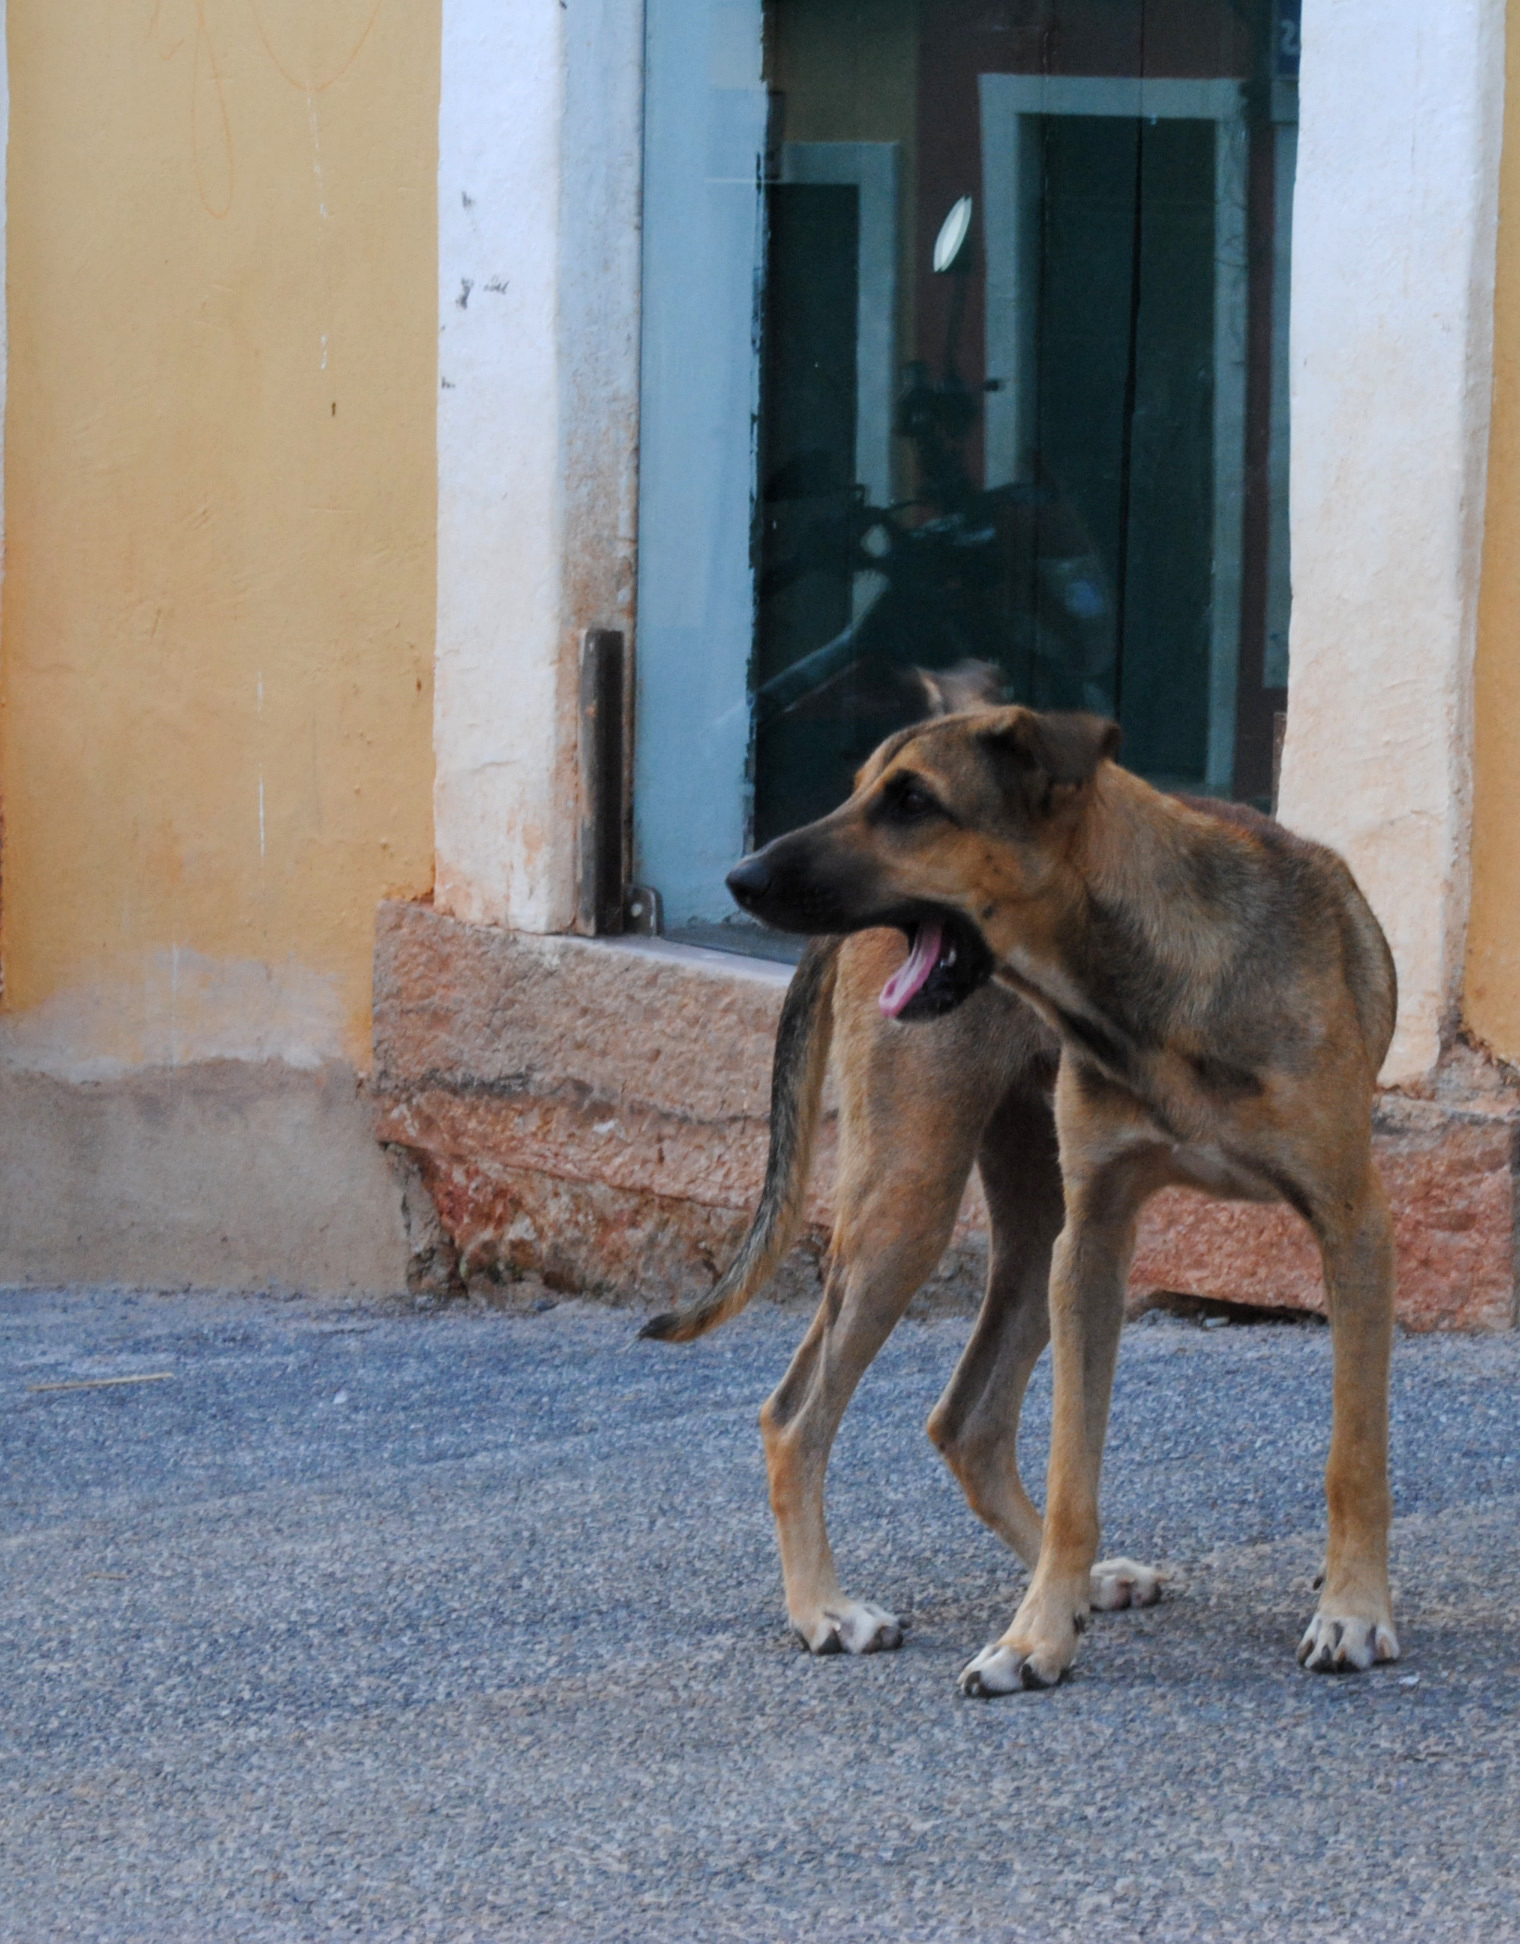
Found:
879,922 -> 944,1019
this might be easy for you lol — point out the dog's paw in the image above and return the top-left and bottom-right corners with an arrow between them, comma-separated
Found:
958,1639 -> 1065,1696
959,1582 -> 1088,1696
792,1599 -> 904,1656
1297,1611 -> 1399,1674
1090,1556 -> 1162,1611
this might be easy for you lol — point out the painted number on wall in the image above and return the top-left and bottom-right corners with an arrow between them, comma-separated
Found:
1276,0 -> 1302,79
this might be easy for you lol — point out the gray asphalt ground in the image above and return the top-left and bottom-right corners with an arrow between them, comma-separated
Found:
3,1287 -> 1519,1944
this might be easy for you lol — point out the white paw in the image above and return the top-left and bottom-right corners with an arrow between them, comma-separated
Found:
958,1640 -> 1063,1697
1297,1611 -> 1399,1674
793,1599 -> 904,1656
1090,1556 -> 1163,1611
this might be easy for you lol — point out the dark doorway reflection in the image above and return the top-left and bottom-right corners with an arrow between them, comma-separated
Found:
752,0 -> 1294,847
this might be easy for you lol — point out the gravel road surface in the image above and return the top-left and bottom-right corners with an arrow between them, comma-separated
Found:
3,1286 -> 1519,1942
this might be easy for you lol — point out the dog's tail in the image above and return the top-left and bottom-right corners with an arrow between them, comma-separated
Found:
639,937 -> 840,1344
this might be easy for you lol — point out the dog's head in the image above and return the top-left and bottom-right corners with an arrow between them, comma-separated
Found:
727,705 -> 1120,1021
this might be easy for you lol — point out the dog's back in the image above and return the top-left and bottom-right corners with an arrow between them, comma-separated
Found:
1169,793 -> 1397,1078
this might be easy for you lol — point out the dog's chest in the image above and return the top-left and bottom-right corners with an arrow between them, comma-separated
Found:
1163,1138 -> 1278,1203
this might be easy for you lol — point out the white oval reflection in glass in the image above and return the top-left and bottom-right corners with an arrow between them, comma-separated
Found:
932,195 -> 973,274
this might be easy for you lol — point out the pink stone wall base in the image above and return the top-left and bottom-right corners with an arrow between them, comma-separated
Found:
374,903 -> 1520,1332
1129,1099 -> 1519,1331
404,1146 -> 990,1317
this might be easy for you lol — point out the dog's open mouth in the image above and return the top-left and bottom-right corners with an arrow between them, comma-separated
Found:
878,911 -> 995,1022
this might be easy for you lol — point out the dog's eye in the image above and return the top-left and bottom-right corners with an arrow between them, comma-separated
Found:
878,775 -> 944,826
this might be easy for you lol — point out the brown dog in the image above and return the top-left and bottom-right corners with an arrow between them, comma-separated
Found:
646,701 -> 1397,1691
643,681 -> 1159,1665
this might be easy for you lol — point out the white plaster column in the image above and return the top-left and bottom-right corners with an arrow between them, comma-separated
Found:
435,0 -> 643,932
1278,0 -> 1505,1084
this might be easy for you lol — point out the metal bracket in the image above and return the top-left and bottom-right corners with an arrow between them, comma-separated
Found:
624,885 -> 663,936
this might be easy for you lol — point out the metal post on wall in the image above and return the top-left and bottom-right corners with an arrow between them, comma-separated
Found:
577,629 -> 631,935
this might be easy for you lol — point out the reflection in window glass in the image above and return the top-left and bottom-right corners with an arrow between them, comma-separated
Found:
636,0 -> 1297,941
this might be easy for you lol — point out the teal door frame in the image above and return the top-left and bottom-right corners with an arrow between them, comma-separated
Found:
980,74 -> 1249,793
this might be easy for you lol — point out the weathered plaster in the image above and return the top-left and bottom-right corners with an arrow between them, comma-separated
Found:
0,1061 -> 410,1296
434,0 -> 643,932
0,948 -> 346,1084
1278,0 -> 1505,1085
1,0 -> 438,1066
0,4 -> 437,1291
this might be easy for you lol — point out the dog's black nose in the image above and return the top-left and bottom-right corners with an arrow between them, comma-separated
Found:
726,855 -> 772,911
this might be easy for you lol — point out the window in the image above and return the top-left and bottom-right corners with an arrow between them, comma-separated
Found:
635,0 -> 1298,948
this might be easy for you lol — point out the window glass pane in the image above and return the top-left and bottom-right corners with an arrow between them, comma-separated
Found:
634,0 -> 768,935
637,0 -> 1297,944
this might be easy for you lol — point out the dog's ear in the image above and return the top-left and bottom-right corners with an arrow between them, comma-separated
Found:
978,707 -> 1120,820
916,659 -> 1006,718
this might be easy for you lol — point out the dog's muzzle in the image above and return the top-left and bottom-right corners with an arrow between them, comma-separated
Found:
727,852 -> 993,1023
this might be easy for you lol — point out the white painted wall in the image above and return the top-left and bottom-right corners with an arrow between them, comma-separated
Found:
1278,0 -> 1505,1084
435,0 -> 643,932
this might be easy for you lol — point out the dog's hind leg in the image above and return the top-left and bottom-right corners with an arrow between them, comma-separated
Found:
760,1005 -> 997,1655
928,1090 -> 1160,1612
762,1168 -> 974,1655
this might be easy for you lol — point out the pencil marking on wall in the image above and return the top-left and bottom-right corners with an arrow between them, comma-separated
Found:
191,3 -> 234,218
247,0 -> 385,94
149,0 -> 385,219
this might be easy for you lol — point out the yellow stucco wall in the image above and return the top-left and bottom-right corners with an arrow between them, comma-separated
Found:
1469,0 -> 1520,1063
0,0 -> 438,1075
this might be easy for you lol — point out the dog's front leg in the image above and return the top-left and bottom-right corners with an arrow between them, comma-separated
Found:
960,1162 -> 1140,1696
1298,1165 -> 1399,1673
